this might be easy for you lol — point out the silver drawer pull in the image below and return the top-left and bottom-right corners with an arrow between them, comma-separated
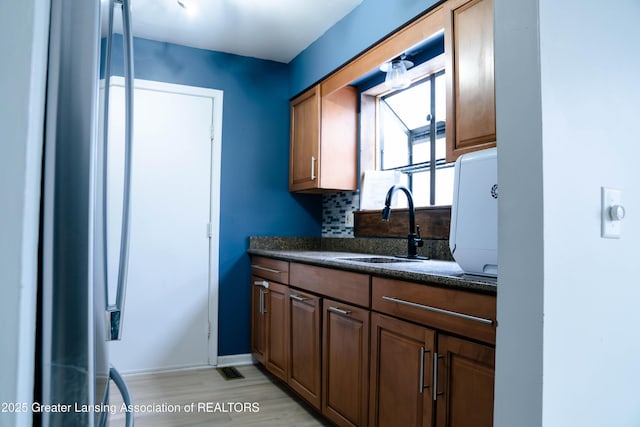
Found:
253,280 -> 269,289
328,306 -> 351,316
251,264 -> 282,274
289,293 -> 308,302
382,296 -> 494,325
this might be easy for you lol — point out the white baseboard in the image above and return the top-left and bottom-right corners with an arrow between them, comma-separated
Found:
116,354 -> 256,377
120,363 -> 211,377
215,353 -> 255,368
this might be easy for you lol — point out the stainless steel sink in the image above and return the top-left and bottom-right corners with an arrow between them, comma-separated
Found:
340,256 -> 424,264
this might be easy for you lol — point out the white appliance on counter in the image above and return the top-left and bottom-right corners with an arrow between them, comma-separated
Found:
449,147 -> 498,277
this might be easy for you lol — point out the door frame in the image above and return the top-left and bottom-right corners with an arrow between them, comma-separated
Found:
107,77 -> 223,367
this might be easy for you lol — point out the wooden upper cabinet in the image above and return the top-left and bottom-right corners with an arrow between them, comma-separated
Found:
445,0 -> 496,162
289,85 -> 357,193
290,86 -> 320,191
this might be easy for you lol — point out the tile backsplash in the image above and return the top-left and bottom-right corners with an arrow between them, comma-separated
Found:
322,191 -> 359,237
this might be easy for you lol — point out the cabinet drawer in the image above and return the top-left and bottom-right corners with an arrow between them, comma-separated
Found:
290,263 -> 370,308
251,256 -> 289,284
372,277 -> 496,344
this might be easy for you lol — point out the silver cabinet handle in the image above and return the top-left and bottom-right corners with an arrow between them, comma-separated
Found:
251,264 -> 282,274
253,280 -> 269,289
290,293 -> 308,302
433,352 -> 444,401
382,296 -> 494,325
328,306 -> 351,316
311,156 -> 317,180
103,0 -> 135,342
259,289 -> 267,314
419,346 -> 430,393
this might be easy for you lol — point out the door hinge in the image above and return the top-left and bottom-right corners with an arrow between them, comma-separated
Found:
207,222 -> 213,238
208,322 -> 211,340
210,125 -> 215,142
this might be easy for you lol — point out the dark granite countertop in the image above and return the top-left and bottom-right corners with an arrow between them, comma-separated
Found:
248,248 -> 497,295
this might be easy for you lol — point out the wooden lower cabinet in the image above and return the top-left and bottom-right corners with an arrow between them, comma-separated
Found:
288,289 -> 322,410
265,281 -> 289,382
435,334 -> 495,427
250,276 -> 268,364
370,313 -> 436,427
251,258 -> 495,427
322,299 -> 369,427
251,277 -> 289,382
370,313 -> 495,427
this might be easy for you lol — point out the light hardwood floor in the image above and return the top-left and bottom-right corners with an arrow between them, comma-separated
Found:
108,364 -> 332,426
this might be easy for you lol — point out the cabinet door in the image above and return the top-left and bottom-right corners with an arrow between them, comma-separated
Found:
266,281 -> 289,382
370,313 -> 435,427
317,86 -> 358,191
322,299 -> 369,427
435,335 -> 495,427
288,289 -> 322,410
445,0 -> 496,162
250,276 -> 268,364
290,86 -> 320,192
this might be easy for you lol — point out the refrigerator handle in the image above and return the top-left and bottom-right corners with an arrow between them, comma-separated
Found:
110,367 -> 134,427
105,0 -> 135,341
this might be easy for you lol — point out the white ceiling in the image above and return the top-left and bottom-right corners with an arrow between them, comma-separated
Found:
106,0 -> 363,63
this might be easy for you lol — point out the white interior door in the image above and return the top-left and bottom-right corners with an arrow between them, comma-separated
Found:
105,78 -> 222,373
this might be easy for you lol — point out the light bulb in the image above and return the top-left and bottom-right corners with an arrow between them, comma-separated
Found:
385,60 -> 410,90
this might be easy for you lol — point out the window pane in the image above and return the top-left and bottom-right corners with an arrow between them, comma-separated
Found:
384,79 -> 431,130
435,72 -> 446,123
376,71 -> 450,208
413,138 -> 430,164
435,166 -> 454,206
381,104 -> 409,169
435,136 -> 446,161
411,171 -> 431,207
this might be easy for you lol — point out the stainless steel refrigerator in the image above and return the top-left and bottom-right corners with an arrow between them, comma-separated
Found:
39,0 -> 135,425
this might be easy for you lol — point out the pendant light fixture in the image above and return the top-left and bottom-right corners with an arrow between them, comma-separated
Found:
380,55 -> 414,90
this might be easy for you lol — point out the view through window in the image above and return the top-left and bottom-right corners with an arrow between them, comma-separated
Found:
378,70 -> 454,207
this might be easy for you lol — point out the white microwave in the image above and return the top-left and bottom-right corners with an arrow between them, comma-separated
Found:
449,147 -> 498,277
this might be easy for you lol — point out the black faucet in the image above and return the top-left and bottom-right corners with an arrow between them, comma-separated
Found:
382,185 -> 425,259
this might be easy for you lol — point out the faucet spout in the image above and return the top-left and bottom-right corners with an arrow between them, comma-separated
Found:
382,185 -> 425,259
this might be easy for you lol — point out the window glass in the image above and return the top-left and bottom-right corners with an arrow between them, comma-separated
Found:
435,167 -> 455,206
412,138 -> 430,164
435,73 -> 446,123
380,103 -> 408,170
435,136 -> 446,162
411,171 -> 431,207
378,70 -> 454,207
384,80 -> 431,130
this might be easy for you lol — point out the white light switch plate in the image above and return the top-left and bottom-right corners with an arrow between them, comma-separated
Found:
601,187 -> 622,239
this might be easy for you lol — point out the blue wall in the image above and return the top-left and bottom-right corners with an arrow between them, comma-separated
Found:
289,0 -> 441,96
106,36 -> 322,356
